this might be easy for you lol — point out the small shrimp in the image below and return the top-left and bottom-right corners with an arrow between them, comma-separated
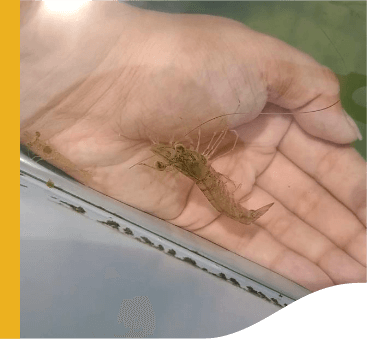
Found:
149,134 -> 273,225
23,131 -> 91,181
137,100 -> 345,224
46,179 -> 55,188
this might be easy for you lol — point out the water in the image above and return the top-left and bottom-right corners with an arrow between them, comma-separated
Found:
127,1 -> 367,159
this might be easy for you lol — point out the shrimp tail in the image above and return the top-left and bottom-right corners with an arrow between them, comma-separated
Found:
243,202 -> 274,224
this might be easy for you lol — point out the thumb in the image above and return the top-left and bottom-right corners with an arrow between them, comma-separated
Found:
260,36 -> 362,144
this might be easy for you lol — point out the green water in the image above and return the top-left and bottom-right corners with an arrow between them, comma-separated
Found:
128,1 -> 367,159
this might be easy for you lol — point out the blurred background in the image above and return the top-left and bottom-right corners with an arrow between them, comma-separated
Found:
126,1 -> 367,159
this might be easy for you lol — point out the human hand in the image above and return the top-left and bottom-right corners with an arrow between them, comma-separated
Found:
21,2 -> 366,291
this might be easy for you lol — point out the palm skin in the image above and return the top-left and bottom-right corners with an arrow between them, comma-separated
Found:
21,2 -> 366,292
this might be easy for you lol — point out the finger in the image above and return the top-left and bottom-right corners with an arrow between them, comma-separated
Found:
256,151 -> 367,266
259,34 -> 362,143
189,204 -> 334,292
206,217 -> 334,292
168,151 -> 365,289
279,121 -> 367,224
249,186 -> 367,283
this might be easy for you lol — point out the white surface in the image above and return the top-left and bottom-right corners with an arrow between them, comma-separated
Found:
20,179 -> 281,338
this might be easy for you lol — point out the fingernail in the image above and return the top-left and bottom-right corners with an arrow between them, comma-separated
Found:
343,110 -> 363,141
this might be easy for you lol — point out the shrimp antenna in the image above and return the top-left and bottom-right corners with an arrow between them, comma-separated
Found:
129,154 -> 156,169
182,99 -> 341,139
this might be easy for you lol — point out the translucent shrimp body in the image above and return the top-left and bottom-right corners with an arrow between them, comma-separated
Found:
151,142 -> 273,225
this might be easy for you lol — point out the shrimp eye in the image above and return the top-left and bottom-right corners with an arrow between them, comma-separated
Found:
155,161 -> 166,171
175,144 -> 185,153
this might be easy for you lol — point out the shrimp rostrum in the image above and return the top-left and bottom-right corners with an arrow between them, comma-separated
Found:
147,130 -> 274,225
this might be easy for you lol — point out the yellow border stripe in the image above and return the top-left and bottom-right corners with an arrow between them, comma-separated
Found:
1,0 -> 20,338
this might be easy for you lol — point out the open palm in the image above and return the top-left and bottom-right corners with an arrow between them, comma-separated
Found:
21,2 -> 366,291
